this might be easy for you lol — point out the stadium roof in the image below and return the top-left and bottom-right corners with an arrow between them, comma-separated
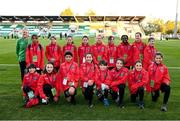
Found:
0,16 -> 145,23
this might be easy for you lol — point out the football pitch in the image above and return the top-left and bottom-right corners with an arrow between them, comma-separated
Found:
0,37 -> 180,120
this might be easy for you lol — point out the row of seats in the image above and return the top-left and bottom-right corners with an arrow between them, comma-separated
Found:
0,24 -> 144,37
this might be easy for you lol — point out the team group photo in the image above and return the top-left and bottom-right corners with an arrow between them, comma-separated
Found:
0,0 -> 180,120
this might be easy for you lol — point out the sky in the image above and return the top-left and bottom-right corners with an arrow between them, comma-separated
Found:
0,0 -> 179,21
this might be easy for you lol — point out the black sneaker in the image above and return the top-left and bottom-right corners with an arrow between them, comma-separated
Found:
71,101 -> 76,105
152,95 -> 158,102
71,97 -> 76,105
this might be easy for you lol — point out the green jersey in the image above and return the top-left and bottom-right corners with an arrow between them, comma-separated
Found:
16,37 -> 31,62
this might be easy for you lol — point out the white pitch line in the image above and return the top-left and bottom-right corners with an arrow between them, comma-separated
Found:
168,67 -> 180,69
0,64 -> 19,66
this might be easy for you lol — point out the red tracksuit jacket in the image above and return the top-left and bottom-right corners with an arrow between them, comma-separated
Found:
107,43 -> 118,68
38,73 -> 60,99
62,44 -> 78,63
79,62 -> 99,90
91,43 -> 108,65
95,69 -> 111,90
131,45 -> 140,66
128,68 -> 148,94
117,43 -> 132,67
143,45 -> 157,70
45,43 -> 62,68
26,42 -> 44,70
146,62 -> 171,92
58,60 -> 79,91
78,43 -> 92,65
110,67 -> 128,92
22,72 -> 40,97
132,40 -> 147,58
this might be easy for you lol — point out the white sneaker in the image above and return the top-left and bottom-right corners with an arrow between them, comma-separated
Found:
115,97 -> 119,103
161,104 -> 167,112
42,99 -> 48,104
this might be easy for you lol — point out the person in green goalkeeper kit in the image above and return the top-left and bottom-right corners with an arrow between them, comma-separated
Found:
16,30 -> 31,81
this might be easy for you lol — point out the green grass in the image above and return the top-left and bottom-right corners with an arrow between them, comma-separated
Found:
0,37 -> 180,120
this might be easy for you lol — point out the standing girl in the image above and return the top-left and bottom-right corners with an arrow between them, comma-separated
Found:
107,36 -> 117,70
26,34 -> 44,74
62,36 -> 78,63
78,36 -> 92,65
143,37 -> 157,70
91,35 -> 108,65
132,32 -> 146,61
117,35 -> 132,69
45,36 -> 62,71
16,30 -> 30,81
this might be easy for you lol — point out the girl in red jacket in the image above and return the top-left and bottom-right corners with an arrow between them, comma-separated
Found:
91,35 -> 108,65
107,36 -> 117,70
143,37 -> 157,70
22,64 -> 40,108
132,32 -> 147,61
117,35 -> 138,69
62,36 -> 78,63
96,60 -> 111,106
147,52 -> 171,112
45,36 -> 62,71
128,61 -> 148,109
58,51 -> 79,105
110,59 -> 128,108
37,62 -> 60,104
79,53 -> 99,107
26,34 -> 44,74
78,36 -> 92,65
